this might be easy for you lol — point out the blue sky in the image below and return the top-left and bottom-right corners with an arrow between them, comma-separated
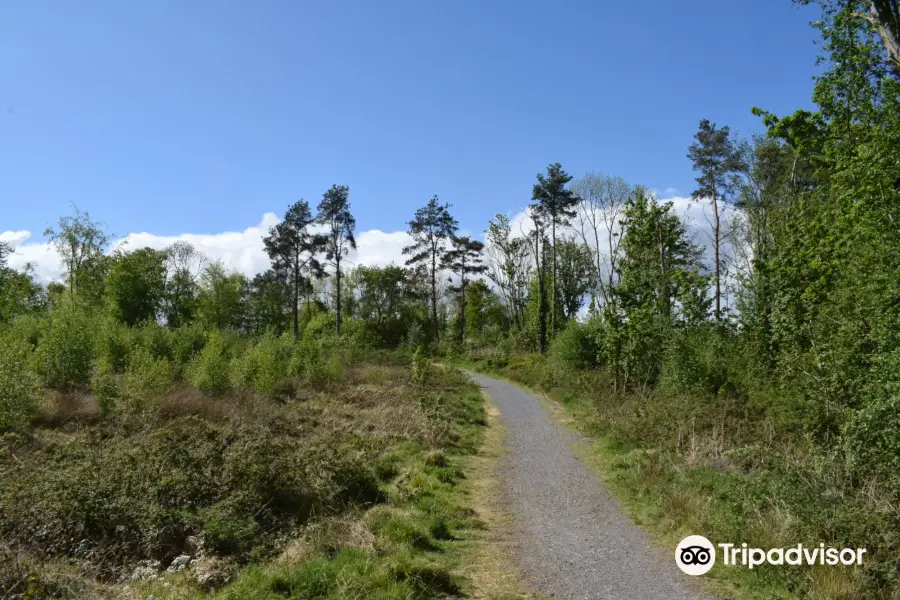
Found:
1,0 -> 821,243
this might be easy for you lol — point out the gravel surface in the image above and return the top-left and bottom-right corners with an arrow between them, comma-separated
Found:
466,371 -> 717,600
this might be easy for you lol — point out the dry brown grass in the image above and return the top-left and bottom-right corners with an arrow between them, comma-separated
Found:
32,390 -> 101,429
806,565 -> 863,600
157,384 -> 238,421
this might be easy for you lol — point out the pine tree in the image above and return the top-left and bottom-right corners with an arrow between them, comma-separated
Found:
442,235 -> 487,342
531,163 -> 580,335
402,196 -> 458,342
263,200 -> 324,339
687,120 -> 742,320
316,185 -> 356,334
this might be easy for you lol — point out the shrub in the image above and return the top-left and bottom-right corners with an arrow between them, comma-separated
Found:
33,303 -> 94,389
231,333 -> 291,397
6,314 -> 43,350
91,358 -> 119,414
289,336 -> 342,389
843,395 -> 900,496
123,346 -> 172,409
549,318 -> 603,371
135,320 -> 173,361
95,316 -> 132,372
304,312 -> 338,339
0,336 -> 41,431
411,346 -> 429,385
170,322 -> 208,372
188,330 -> 231,395
658,325 -> 742,397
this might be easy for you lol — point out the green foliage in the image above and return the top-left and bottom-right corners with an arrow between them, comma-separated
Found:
105,247 -> 167,326
402,196 -> 458,341
231,333 -> 291,397
135,319 -> 174,361
549,318 -> 603,371
0,335 -> 41,431
188,330 -> 232,395
33,302 -> 95,389
91,357 -> 119,414
5,314 -> 43,350
122,345 -> 172,409
0,261 -> 44,325
843,395 -> 900,494
170,321 -> 208,368
95,316 -> 133,372
411,346 -> 429,385
288,336 -> 343,389
658,326 -> 743,397
196,262 -> 249,331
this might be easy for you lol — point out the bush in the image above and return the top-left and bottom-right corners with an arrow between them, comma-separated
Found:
33,303 -> 95,389
170,322 -> 208,372
95,316 -> 133,372
304,312 -> 337,338
549,318 -> 603,371
411,346 -> 429,385
188,330 -> 232,395
843,395 -> 900,496
231,333 -> 291,397
0,336 -> 41,431
134,320 -> 173,361
658,325 -> 742,397
123,346 -> 172,409
6,314 -> 43,350
91,358 -> 119,414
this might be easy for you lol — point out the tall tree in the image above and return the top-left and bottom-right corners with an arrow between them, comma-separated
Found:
799,0 -> 900,76
263,200 -> 324,339
687,120 -> 742,320
0,244 -> 44,323
531,163 -> 580,335
442,235 -> 487,342
354,264 -> 415,345
316,184 -> 356,334
246,268 -> 291,335
570,173 -> 632,308
485,214 -> 532,330
162,241 -> 207,327
402,196 -> 458,342
555,236 -> 595,320
105,247 -> 167,326
44,207 -> 110,300
610,190 -> 709,388
196,261 -> 248,331
528,209 -> 550,353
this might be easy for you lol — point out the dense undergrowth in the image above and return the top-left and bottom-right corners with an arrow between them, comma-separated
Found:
0,306 -> 495,600
460,329 -> 899,600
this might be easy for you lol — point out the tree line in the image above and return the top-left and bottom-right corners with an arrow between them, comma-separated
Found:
1,0 -> 897,490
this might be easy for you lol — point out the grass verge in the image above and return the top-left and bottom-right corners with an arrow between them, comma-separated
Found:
456,358 -> 898,600
2,352 -> 536,600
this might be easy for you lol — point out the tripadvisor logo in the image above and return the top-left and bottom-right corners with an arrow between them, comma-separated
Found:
676,535 -> 715,575
675,535 -> 867,576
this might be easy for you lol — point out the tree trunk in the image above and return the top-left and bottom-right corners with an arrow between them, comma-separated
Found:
460,277 -> 467,343
335,255 -> 342,334
551,218 -> 557,334
431,242 -> 439,343
292,266 -> 299,340
712,182 -> 721,320
534,228 -> 547,354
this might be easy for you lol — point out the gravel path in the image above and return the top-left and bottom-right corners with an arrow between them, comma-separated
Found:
466,371 -> 716,600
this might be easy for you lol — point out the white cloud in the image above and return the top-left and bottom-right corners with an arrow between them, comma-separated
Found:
2,214 -> 414,283
664,187 -> 679,196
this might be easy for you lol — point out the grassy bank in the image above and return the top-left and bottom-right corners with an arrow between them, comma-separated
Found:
0,343 -> 526,600
459,353 -> 899,600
